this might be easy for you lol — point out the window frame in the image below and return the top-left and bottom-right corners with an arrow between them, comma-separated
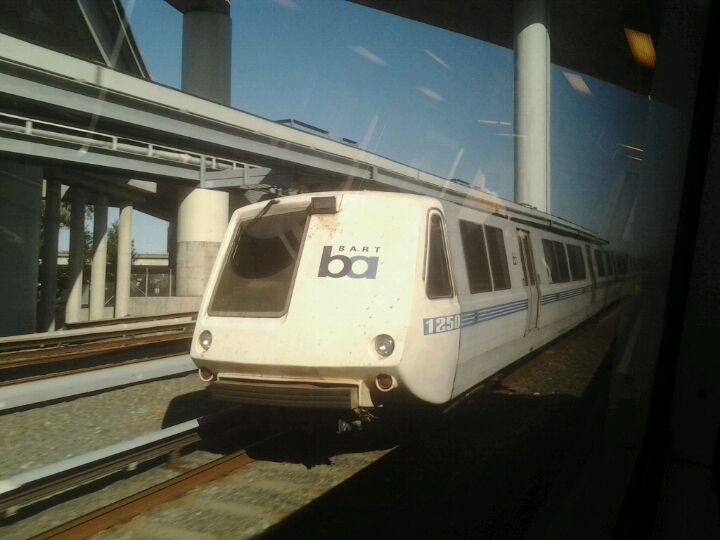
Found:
207,208 -> 311,318
459,219 -> 493,294
458,219 -> 512,294
424,210 -> 455,299
542,238 -> 571,284
484,224 -> 512,291
566,243 -> 587,281
594,249 -> 607,277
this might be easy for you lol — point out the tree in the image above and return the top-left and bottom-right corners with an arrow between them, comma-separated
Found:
54,220 -> 137,301
105,221 -> 138,274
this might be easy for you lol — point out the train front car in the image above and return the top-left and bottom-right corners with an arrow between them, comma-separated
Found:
191,192 -> 460,423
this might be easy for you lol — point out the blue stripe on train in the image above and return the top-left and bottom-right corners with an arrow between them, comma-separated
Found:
424,299 -> 528,335
541,285 -> 592,305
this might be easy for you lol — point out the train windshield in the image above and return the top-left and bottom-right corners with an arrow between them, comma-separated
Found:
208,210 -> 308,316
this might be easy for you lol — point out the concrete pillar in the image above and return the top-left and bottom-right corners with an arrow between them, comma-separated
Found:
176,188 -> 228,296
167,220 -> 177,296
167,220 -> 177,270
39,178 -> 61,332
115,202 -> 133,318
0,160 -> 42,336
514,0 -> 550,212
176,2 -> 231,297
90,194 -> 109,320
181,6 -> 231,104
65,187 -> 87,324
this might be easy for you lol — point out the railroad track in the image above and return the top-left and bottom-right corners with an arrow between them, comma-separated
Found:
0,408 -> 261,518
0,383 -> 400,540
0,314 -> 196,381
26,428 -> 392,540
33,443 -> 260,540
0,405 -> 392,540
0,302 -> 633,539
0,420 -> 205,519
63,313 -> 197,331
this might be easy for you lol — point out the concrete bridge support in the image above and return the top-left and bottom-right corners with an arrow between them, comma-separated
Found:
65,187 -> 87,324
175,2 -> 231,297
167,220 -> 177,296
90,194 -> 109,320
514,0 -> 550,212
176,188 -> 228,296
115,202 -> 133,318
0,159 -> 42,336
39,178 -> 61,332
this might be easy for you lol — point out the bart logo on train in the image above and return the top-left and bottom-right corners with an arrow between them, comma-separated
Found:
317,245 -> 380,279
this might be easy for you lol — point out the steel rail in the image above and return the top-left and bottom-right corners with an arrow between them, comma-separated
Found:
33,447 -> 258,540
0,419 -> 203,518
0,329 -> 193,371
0,317 -> 196,353
63,312 -> 197,330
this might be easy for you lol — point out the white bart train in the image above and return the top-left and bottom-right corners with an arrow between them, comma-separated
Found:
190,191 -> 632,421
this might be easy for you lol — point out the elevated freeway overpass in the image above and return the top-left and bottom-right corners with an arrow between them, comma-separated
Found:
0,0 -> 673,337
0,30 -> 538,336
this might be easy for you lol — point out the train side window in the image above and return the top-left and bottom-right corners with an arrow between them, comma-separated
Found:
519,234 -> 537,286
426,213 -> 454,299
585,245 -> 595,278
543,239 -> 570,283
594,249 -> 607,277
542,239 -> 558,282
459,220 -> 492,293
553,242 -> 571,282
485,226 -> 511,290
566,244 -> 586,281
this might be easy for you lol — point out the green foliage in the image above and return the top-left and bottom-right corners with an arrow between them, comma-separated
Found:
106,221 -> 138,271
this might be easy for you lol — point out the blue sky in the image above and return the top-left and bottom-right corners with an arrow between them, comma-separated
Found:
107,0 -> 647,252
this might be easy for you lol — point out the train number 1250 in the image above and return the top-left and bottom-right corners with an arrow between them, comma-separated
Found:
424,314 -> 461,335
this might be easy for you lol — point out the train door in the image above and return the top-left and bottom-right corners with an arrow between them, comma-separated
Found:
517,229 -> 539,331
585,245 -> 597,302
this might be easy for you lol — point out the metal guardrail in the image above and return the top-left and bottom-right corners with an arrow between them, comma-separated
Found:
0,112 -> 266,184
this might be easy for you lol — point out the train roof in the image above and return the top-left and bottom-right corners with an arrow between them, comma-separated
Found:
294,190 -> 607,246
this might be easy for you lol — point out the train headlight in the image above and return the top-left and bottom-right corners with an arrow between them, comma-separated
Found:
374,334 -> 395,357
199,330 -> 212,351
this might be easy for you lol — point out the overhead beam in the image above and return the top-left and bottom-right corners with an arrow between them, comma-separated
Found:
201,166 -> 287,189
0,132 -> 201,181
0,71 -> 375,181
0,71 -> 594,236
165,0 -> 230,15
0,34 -> 600,238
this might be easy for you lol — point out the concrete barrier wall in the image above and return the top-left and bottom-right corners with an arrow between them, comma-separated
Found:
60,297 -> 201,325
127,296 -> 201,317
